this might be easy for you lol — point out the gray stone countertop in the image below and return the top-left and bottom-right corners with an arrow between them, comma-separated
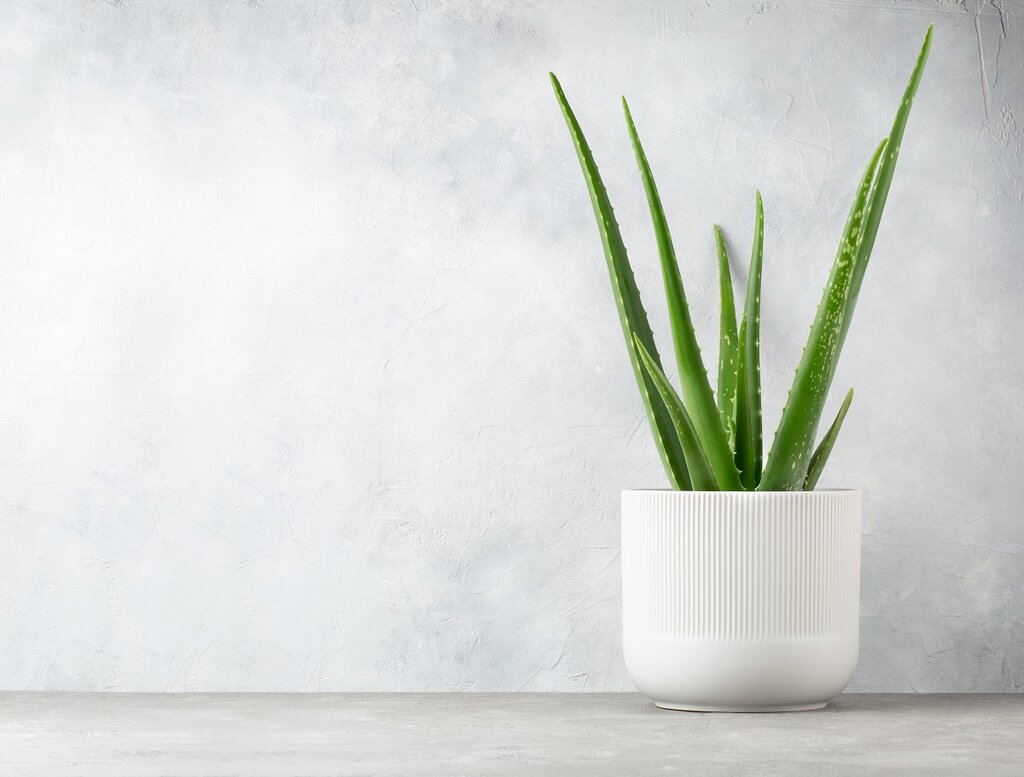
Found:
0,692 -> 1021,776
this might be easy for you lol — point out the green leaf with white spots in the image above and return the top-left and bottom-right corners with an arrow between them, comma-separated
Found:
735,192 -> 764,489
551,73 -> 691,489
761,26 -> 931,491
758,139 -> 887,491
551,27 -> 931,492
624,99 -> 741,491
843,24 -> 934,343
715,226 -> 739,452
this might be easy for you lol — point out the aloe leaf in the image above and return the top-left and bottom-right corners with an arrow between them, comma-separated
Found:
844,24 -> 934,342
714,226 -> 739,451
734,192 -> 764,489
762,34 -> 930,491
550,74 -> 691,489
803,388 -> 853,490
758,139 -> 887,490
623,98 -> 742,491
633,336 -> 718,491
761,27 -> 931,492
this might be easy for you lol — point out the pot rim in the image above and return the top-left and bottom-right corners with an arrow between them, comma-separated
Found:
622,488 -> 860,495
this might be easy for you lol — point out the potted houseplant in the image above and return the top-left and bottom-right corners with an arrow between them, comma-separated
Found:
551,27 -> 933,711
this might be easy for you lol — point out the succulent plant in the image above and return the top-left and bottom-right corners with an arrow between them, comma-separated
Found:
551,26 -> 932,491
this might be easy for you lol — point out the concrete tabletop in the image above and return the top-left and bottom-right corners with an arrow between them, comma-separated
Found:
0,693 -> 1020,776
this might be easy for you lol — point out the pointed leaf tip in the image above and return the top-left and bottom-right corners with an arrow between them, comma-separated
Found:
803,388 -> 854,490
549,72 -> 564,96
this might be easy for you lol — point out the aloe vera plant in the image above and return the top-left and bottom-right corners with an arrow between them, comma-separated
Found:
552,26 -> 932,491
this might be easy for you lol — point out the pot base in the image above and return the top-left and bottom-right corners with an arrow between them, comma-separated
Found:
653,700 -> 827,713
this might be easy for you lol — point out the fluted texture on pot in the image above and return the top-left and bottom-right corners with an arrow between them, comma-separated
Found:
622,490 -> 860,641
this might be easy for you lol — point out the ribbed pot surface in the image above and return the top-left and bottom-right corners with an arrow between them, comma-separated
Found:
621,490 -> 861,712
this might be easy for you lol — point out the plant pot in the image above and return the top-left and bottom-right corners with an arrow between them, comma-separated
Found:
621,489 -> 861,712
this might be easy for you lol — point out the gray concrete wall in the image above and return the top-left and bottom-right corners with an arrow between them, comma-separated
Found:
0,1 -> 1020,692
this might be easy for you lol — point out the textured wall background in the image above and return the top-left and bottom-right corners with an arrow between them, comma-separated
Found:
0,0 -> 1021,692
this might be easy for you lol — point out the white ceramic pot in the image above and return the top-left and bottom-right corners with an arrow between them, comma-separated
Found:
621,490 -> 861,712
